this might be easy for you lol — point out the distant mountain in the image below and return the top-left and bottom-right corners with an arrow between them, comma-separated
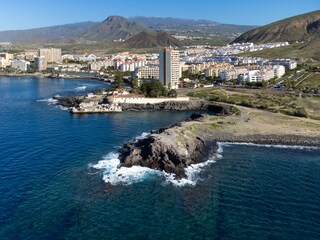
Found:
128,16 -> 218,27
128,16 -> 255,35
0,22 -> 98,42
233,10 -> 320,43
0,15 -> 255,44
122,30 -> 182,48
81,16 -> 149,41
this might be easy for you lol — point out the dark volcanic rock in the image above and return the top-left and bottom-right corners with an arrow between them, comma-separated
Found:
121,100 -> 229,113
118,115 -> 216,179
53,96 -> 82,108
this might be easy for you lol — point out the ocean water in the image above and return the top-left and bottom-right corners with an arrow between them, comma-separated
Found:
1,76 -> 320,240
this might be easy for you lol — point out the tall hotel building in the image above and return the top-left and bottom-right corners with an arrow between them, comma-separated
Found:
159,48 -> 180,89
38,48 -> 62,63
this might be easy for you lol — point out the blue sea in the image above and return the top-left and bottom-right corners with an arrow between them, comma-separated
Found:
1,76 -> 320,240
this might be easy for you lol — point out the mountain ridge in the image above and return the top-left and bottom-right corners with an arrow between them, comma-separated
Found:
0,16 -> 255,43
81,16 -> 149,41
233,10 -> 320,43
122,30 -> 182,48
233,10 -> 320,62
0,22 -> 98,42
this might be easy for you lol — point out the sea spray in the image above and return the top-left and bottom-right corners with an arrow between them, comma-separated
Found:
92,135 -> 224,187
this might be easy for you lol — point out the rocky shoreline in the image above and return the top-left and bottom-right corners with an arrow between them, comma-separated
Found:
117,112 -> 320,179
118,114 -> 216,179
53,95 -> 236,113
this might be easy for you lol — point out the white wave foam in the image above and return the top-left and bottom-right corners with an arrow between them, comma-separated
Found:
219,142 -> 320,150
92,143 -> 223,187
164,145 -> 223,187
134,132 -> 150,141
37,98 -> 58,103
56,105 -> 69,111
92,152 -> 160,185
75,86 -> 86,91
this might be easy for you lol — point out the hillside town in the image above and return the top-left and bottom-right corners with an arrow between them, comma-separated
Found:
0,42 -> 298,91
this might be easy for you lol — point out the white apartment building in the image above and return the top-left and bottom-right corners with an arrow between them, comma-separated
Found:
159,48 -> 181,89
0,58 -> 11,68
89,60 -> 114,71
133,65 -> 160,79
38,48 -> 62,63
271,59 -> 297,70
273,65 -> 286,78
219,70 -> 238,81
119,61 -> 146,72
242,69 -> 275,82
0,52 -> 14,60
11,60 -> 30,71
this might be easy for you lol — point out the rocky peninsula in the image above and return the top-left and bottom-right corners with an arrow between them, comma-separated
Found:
118,105 -> 320,179
119,113 -> 216,179
53,95 -> 234,113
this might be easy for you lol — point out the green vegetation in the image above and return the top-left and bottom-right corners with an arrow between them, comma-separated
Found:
239,41 -> 320,64
131,77 -> 140,94
189,88 -> 320,119
140,81 -> 167,97
295,73 -> 320,93
168,89 -> 177,98
114,71 -> 125,88
234,10 -> 320,62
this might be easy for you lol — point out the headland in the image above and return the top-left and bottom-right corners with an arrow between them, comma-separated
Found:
117,105 -> 320,179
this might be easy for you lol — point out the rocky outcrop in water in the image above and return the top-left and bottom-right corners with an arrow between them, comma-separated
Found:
53,96 -> 83,108
118,114 -> 217,179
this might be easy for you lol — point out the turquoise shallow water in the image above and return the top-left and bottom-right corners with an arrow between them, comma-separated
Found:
1,77 -> 320,240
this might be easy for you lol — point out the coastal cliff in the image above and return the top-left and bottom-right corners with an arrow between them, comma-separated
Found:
117,105 -> 320,179
119,114 -> 216,179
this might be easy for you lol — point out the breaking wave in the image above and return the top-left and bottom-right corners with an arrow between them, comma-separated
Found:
37,98 -> 58,104
91,137 -> 223,187
75,86 -> 86,91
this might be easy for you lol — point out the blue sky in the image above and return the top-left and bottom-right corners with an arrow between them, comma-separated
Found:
0,0 -> 319,31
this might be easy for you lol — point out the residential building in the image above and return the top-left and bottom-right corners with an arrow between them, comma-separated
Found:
219,70 -> 238,81
159,48 -> 180,89
89,60 -> 114,71
133,65 -> 160,79
273,65 -> 286,78
242,69 -> 275,82
0,58 -> 11,68
34,56 -> 47,72
0,52 -> 14,60
119,60 -> 146,72
38,48 -> 62,63
11,60 -> 30,71
270,59 -> 297,70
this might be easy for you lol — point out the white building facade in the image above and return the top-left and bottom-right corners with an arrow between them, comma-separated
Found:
11,60 -> 30,71
273,65 -> 286,78
38,48 -> 62,63
159,48 -> 180,89
134,65 -> 160,79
